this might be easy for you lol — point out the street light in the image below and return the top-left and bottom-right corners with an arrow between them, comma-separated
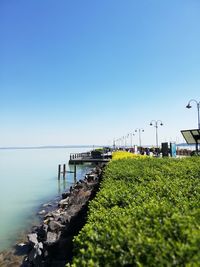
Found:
186,99 -> 200,129
150,120 -> 163,154
116,138 -> 120,149
127,133 -> 135,148
135,128 -> 144,148
122,136 -> 125,149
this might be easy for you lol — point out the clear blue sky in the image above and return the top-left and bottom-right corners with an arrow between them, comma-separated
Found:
0,0 -> 200,147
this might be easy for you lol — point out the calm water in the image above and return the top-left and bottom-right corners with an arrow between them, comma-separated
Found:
0,147 -> 92,252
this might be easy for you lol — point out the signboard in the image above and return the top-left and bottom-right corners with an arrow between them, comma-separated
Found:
181,129 -> 200,144
161,142 -> 169,157
170,142 -> 176,158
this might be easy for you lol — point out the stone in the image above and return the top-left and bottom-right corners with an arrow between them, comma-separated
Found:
59,213 -> 70,224
62,192 -> 70,199
0,253 -> 4,261
48,221 -> 65,232
59,198 -> 69,208
44,211 -> 60,220
37,225 -> 48,240
45,231 -> 61,245
28,242 -> 43,262
16,242 -> 26,247
38,209 -> 46,215
43,202 -> 52,207
7,262 -> 22,267
22,165 -> 103,265
27,233 -> 38,246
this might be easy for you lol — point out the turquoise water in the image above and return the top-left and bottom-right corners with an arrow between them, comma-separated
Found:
0,147 -> 91,252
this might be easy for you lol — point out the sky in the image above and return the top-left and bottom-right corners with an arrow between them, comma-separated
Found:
0,0 -> 200,147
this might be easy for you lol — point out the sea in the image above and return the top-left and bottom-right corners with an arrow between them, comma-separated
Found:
0,146 -> 93,252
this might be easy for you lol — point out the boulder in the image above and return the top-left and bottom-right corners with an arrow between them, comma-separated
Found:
38,209 -> 46,215
48,221 -> 65,232
45,231 -> 61,245
59,197 -> 69,208
27,233 -> 38,246
62,192 -> 70,199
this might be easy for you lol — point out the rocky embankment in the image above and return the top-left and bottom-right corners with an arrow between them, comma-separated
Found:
24,165 -> 104,266
0,165 -> 104,267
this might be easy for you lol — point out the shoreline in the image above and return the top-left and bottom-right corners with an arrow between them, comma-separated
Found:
0,164 -> 104,266
0,194 -> 63,265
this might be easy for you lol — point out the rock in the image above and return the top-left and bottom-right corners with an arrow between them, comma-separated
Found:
34,242 -> 43,256
0,253 -> 4,261
15,242 -> 30,255
59,213 -> 70,224
59,197 -> 69,208
45,231 -> 60,245
27,233 -> 38,245
37,224 -> 48,240
87,174 -> 96,182
28,240 -> 43,263
74,183 -> 84,190
38,209 -> 46,215
44,211 -> 61,220
22,165 -> 103,265
62,192 -> 70,199
48,221 -> 65,232
7,261 -> 22,267
43,202 -> 52,207
16,242 -> 26,247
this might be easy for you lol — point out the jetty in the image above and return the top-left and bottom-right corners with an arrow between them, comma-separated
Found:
68,151 -> 112,164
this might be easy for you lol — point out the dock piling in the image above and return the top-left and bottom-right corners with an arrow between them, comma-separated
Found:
74,164 -> 77,183
58,164 -> 61,180
63,164 -> 66,179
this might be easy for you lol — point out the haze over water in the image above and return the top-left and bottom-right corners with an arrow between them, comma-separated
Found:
0,147 -> 91,252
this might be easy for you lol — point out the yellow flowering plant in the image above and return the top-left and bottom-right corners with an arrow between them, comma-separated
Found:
112,151 -> 147,160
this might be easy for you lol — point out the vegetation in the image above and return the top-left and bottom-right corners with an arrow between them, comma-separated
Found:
112,150 -> 147,160
190,150 -> 200,156
68,156 -> 200,267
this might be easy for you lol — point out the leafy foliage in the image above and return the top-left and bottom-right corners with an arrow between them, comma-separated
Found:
68,157 -> 200,267
112,151 -> 147,160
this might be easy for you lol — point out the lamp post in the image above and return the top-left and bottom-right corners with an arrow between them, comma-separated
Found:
122,136 -> 125,149
116,138 -> 120,149
113,139 -> 116,150
186,99 -> 200,129
125,135 -> 127,148
135,128 -> 144,148
128,133 -> 135,148
150,120 -> 163,154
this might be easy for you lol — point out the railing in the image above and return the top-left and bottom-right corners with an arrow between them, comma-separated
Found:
176,149 -> 192,156
70,152 -> 91,160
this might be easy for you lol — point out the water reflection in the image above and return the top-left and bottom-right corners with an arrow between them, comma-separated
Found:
57,164 -> 92,194
0,147 -> 92,252
57,177 -> 67,194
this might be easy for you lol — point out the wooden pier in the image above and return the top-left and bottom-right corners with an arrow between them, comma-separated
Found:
68,152 -> 111,164
58,163 -> 77,182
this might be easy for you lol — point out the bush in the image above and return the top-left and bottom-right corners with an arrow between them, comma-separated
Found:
68,157 -> 200,267
190,150 -> 200,156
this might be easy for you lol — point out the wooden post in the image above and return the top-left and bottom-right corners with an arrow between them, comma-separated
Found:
58,164 -> 61,180
74,164 -> 77,183
63,164 -> 66,179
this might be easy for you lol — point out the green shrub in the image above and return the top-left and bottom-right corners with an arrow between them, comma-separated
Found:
68,157 -> 200,267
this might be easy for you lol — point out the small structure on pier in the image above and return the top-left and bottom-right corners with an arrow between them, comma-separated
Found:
68,151 -> 112,165
57,149 -> 112,182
